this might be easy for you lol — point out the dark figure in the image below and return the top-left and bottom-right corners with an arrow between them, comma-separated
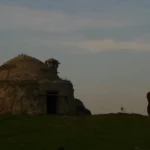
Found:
120,107 -> 125,113
146,92 -> 150,116
147,104 -> 150,116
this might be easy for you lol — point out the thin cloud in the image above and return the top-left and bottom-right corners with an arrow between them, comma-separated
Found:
0,4 -> 140,32
63,39 -> 150,52
0,3 -> 149,55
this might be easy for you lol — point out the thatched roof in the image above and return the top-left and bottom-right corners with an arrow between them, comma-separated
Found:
0,63 -> 16,71
45,58 -> 60,64
0,54 -> 60,80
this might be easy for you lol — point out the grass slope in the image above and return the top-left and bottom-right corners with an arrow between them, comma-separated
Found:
0,114 -> 150,150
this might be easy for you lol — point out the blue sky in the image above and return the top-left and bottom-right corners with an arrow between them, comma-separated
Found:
0,0 -> 150,115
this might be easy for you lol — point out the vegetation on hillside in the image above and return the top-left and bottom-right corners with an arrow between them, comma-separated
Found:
0,114 -> 150,150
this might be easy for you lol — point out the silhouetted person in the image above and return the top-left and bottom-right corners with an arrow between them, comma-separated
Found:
120,107 -> 125,113
147,104 -> 150,116
146,92 -> 150,116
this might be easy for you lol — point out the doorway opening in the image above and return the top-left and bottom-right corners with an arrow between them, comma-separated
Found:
46,91 -> 58,114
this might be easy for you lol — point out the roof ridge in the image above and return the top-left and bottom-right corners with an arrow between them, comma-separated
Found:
3,53 -> 45,65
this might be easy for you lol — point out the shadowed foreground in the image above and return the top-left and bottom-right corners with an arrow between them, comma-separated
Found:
0,114 -> 150,150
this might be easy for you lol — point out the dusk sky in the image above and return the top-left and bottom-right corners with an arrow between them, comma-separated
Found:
0,0 -> 150,115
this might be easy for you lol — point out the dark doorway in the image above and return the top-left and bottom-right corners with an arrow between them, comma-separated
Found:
46,91 -> 58,114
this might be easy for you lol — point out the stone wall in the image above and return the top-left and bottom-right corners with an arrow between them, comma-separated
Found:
0,80 -> 76,115
38,79 -> 76,115
0,80 -> 46,115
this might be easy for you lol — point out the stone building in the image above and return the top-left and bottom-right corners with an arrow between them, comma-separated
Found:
0,54 -> 91,115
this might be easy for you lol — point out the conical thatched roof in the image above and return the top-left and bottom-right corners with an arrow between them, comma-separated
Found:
0,54 -> 60,80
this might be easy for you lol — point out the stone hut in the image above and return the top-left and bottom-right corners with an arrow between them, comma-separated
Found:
0,54 -> 91,115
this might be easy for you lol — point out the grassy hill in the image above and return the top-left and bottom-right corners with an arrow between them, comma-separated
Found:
0,113 -> 150,150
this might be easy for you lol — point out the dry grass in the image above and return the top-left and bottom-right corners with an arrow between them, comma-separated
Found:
0,114 -> 150,150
